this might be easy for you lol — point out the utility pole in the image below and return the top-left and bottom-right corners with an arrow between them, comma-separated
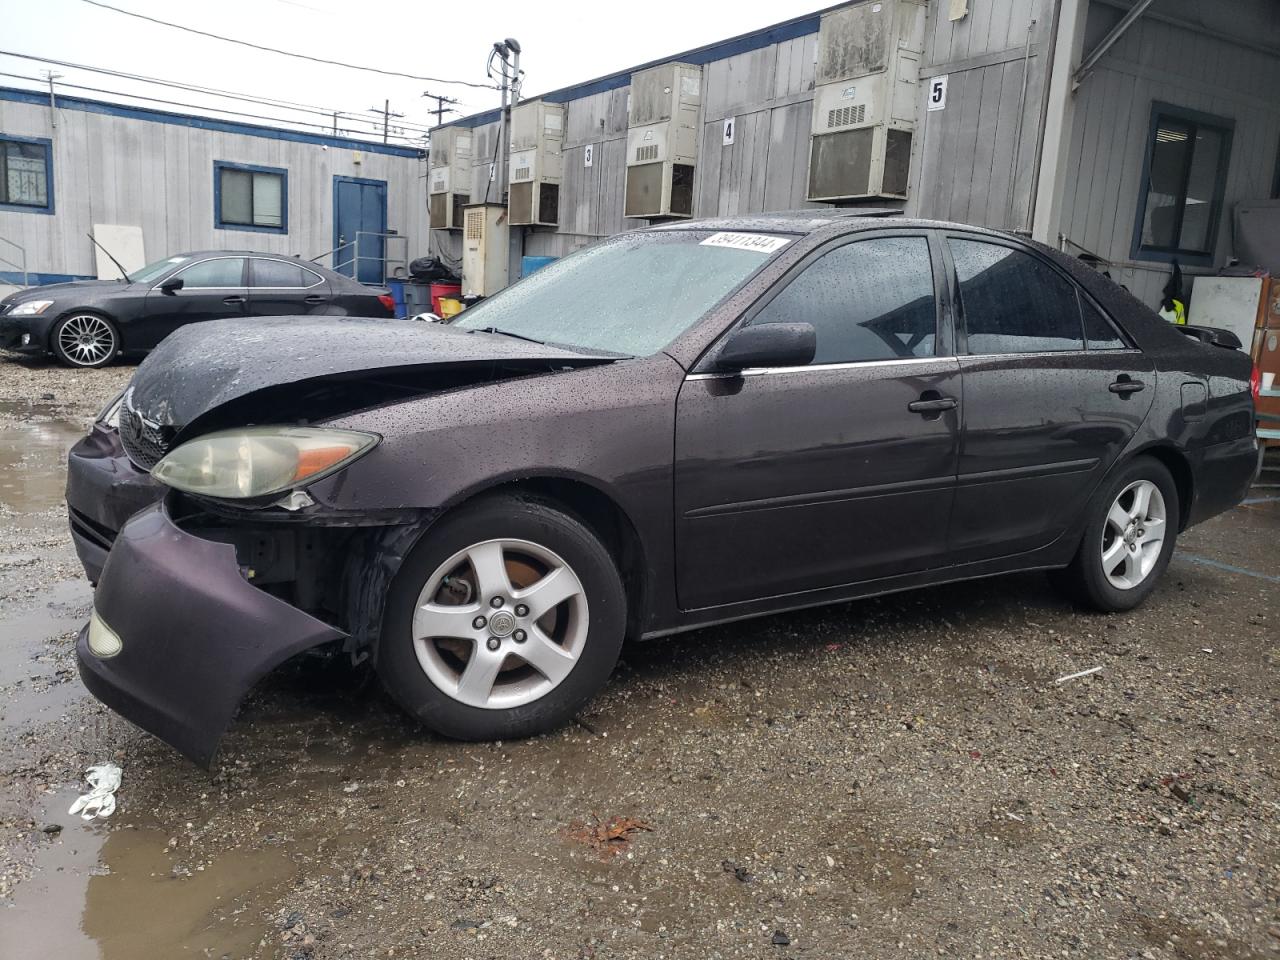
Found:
487,38 -> 521,203
369,100 -> 405,144
44,70 -> 62,129
422,91 -> 459,127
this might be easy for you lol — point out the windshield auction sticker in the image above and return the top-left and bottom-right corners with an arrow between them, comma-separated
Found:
699,232 -> 792,254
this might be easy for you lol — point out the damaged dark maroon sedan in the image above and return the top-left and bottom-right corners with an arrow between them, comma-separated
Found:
68,216 -> 1260,766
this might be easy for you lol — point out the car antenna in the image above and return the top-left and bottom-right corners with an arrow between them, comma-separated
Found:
86,232 -> 130,281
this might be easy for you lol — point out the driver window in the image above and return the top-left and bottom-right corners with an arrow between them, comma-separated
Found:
175,258 -> 246,288
751,236 -> 937,364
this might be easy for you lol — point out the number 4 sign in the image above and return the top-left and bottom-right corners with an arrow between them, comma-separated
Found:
927,75 -> 948,112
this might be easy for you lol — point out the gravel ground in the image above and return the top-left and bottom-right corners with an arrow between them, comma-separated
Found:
0,354 -> 1276,960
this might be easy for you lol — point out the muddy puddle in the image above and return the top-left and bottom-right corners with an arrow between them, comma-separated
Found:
0,400 -> 86,515
0,791 -> 293,959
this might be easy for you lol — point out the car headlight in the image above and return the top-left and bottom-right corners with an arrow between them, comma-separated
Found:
151,427 -> 379,500
9,300 -> 54,316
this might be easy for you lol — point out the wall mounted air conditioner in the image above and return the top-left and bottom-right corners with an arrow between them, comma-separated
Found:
428,125 -> 472,230
624,62 -> 701,220
806,0 -> 926,203
508,100 -> 564,227
461,202 -> 508,297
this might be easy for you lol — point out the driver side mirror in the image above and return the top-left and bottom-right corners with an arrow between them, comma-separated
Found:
714,322 -> 816,371
159,276 -> 184,294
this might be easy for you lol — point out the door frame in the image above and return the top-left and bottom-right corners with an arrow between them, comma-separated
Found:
332,175 -> 388,281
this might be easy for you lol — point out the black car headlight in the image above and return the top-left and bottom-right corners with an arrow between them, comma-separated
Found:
151,427 -> 379,499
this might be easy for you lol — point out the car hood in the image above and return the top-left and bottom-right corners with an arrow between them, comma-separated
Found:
126,315 -> 613,430
2,279 -> 130,304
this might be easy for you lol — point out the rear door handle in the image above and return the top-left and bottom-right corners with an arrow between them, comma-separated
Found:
304,295 -> 328,305
1109,378 -> 1145,395
908,396 -> 958,414
222,295 -> 246,305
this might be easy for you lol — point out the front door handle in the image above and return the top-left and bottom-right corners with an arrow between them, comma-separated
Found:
908,396 -> 959,414
304,295 -> 328,305
222,295 -> 246,305
1108,378 -> 1145,395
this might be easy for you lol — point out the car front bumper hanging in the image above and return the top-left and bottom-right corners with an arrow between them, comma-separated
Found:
77,501 -> 346,768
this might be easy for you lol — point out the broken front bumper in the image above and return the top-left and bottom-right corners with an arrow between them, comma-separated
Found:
77,500 -> 346,768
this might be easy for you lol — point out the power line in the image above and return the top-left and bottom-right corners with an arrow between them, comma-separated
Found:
0,50 -> 438,135
80,0 -> 500,90
0,70 -> 427,146
423,91 -> 460,127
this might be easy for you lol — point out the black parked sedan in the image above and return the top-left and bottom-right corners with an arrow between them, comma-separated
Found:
0,251 -> 395,368
68,216 -> 1260,766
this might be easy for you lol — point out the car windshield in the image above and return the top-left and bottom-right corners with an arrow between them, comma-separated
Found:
127,256 -> 192,284
453,230 -> 792,356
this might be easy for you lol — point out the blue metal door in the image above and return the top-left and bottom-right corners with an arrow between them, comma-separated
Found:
333,176 -> 387,284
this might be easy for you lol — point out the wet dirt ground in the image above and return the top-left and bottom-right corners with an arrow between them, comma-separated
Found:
0,355 -> 1276,959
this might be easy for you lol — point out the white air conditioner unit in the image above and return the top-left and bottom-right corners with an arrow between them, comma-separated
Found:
461,202 -> 508,297
624,62 -> 701,220
428,126 -> 472,230
508,100 -> 564,227
806,0 -> 926,203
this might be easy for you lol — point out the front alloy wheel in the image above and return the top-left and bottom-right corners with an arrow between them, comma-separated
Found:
53,314 -> 118,368
377,495 -> 626,741
412,538 -> 589,710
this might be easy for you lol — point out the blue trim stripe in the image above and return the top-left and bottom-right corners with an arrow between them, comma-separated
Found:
1177,553 -> 1280,584
0,86 -> 423,159
0,270 -> 93,285
438,10 -> 822,131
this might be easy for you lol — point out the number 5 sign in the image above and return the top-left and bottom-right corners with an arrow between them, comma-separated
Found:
927,75 -> 948,112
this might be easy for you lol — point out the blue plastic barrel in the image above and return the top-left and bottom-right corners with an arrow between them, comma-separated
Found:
521,256 -> 557,278
387,279 -> 407,318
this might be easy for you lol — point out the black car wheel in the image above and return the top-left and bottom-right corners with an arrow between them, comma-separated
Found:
51,313 -> 119,368
377,494 -> 626,740
1051,456 -> 1179,612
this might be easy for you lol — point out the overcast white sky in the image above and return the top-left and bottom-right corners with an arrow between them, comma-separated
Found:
1,0 -> 825,145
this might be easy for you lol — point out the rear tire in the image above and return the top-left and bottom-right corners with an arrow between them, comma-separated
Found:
376,494 -> 626,740
50,313 -> 119,368
1051,456 -> 1179,612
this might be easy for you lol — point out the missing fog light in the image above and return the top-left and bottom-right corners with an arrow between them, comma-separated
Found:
20,333 -> 31,346
87,609 -> 123,658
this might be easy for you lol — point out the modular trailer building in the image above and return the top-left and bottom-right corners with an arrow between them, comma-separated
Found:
0,86 -> 426,295
428,0 -> 1280,311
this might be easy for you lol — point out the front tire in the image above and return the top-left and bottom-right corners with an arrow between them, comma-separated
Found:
1052,456 -> 1179,612
376,494 -> 626,740
51,313 -> 119,368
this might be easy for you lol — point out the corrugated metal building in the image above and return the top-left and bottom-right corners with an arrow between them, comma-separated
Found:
428,0 -> 1280,311
0,86 -> 426,291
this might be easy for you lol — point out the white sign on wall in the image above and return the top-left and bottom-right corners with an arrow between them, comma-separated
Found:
722,117 -> 736,146
584,143 -> 594,167
927,75 -> 948,111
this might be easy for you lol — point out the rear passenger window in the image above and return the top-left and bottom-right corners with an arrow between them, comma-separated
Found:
752,236 -> 936,364
1081,296 -> 1126,349
252,259 -> 319,288
949,239 -> 1085,354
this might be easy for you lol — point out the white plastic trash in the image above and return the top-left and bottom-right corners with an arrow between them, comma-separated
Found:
69,763 -> 123,820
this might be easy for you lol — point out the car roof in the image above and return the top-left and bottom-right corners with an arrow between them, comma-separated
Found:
173,250 -> 307,260
645,212 -> 1020,240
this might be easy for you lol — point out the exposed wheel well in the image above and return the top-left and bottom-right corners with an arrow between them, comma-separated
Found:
460,477 -> 648,640
1136,446 -> 1193,532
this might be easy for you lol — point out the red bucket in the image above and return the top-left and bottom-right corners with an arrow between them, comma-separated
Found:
429,282 -> 462,315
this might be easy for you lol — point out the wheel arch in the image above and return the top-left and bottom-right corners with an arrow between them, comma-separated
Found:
1124,443 -> 1194,532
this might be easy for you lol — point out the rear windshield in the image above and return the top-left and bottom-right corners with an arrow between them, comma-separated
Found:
454,230 -> 792,356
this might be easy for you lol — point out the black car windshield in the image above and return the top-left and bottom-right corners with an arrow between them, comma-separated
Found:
127,256 -> 192,284
454,230 -> 792,356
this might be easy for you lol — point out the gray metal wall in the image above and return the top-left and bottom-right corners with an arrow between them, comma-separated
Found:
1060,0 -> 1280,306
0,96 -> 427,281
907,0 -> 1052,231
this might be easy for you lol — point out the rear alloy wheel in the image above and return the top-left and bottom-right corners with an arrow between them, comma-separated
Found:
1051,457 -> 1179,612
377,495 -> 626,740
52,313 -> 119,368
